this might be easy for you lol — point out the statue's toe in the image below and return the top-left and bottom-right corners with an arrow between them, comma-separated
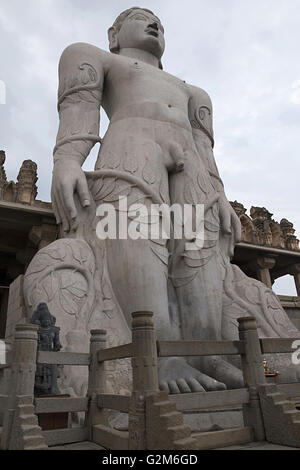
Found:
176,378 -> 191,393
195,372 -> 226,391
186,377 -> 205,392
168,380 -> 181,394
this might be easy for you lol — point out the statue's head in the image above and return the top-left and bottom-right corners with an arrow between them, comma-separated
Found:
31,302 -> 56,328
108,7 -> 165,68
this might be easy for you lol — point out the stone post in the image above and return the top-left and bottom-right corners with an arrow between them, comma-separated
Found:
256,256 -> 276,288
129,311 -> 159,450
86,329 -> 108,439
290,263 -> 300,297
238,316 -> 266,441
1,323 -> 38,449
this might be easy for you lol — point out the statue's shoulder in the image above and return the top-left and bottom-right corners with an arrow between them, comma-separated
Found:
59,42 -> 111,71
187,84 -> 212,109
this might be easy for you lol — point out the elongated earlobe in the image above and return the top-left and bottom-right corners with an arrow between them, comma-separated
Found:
108,26 -> 119,53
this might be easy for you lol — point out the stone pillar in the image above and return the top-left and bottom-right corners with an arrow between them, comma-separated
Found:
29,224 -> 58,250
290,264 -> 300,297
1,323 -> 38,449
86,329 -> 108,438
9,323 -> 38,398
256,256 -> 276,288
131,311 -> 159,393
5,275 -> 27,342
238,317 -> 266,441
129,311 -> 159,450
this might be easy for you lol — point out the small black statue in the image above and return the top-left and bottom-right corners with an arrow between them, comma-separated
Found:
31,303 -> 62,396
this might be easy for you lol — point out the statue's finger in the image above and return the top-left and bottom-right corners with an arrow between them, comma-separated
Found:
219,202 -> 231,234
51,193 -> 62,225
77,176 -> 90,208
56,190 -> 70,232
231,212 -> 242,243
62,183 -> 78,221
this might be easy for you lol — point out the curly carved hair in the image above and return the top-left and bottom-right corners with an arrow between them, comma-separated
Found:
108,7 -> 163,68
110,7 -> 161,34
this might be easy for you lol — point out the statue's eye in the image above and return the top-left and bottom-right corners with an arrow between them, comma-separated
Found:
132,14 -> 147,21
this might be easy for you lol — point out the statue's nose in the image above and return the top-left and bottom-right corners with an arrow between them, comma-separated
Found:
148,21 -> 158,31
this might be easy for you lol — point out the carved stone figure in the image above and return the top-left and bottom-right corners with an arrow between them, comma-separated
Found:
16,159 -> 38,204
31,303 -> 61,396
24,7 -> 300,396
280,218 -> 299,251
0,150 -> 7,199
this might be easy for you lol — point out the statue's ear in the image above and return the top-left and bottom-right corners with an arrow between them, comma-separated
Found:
108,26 -> 119,53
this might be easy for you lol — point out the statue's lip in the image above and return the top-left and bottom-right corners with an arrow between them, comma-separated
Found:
145,29 -> 159,38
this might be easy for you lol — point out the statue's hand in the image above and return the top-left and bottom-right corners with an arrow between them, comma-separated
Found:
219,194 -> 241,258
51,159 -> 90,233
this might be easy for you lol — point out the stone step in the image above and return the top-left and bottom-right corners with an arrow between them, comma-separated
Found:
18,397 -> 33,406
281,410 -> 300,424
21,424 -> 43,436
268,393 -> 286,404
20,414 -> 38,426
279,401 -> 298,412
23,435 -> 47,449
167,424 -> 191,441
152,401 -> 177,415
25,444 -> 48,450
173,436 -> 199,450
192,426 -> 253,450
18,404 -> 35,415
160,411 -> 183,427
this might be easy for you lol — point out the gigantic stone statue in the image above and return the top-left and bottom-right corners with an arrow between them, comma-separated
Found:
24,7 -> 299,395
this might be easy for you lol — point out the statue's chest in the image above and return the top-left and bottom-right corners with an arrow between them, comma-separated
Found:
108,60 -> 188,103
39,329 -> 55,347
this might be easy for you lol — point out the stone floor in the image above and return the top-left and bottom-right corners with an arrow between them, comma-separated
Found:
216,441 -> 300,450
49,440 -> 300,450
50,441 -> 105,450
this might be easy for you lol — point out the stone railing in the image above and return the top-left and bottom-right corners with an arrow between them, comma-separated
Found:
1,315 -> 300,450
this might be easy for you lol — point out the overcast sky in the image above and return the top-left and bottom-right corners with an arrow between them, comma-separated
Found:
0,0 -> 299,294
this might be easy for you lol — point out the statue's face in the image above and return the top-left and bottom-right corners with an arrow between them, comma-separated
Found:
117,9 -> 165,59
41,316 -> 51,327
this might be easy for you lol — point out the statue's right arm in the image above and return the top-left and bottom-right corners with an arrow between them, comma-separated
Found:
51,42 -> 105,232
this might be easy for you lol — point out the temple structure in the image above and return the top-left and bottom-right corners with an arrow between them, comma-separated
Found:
0,151 -> 57,337
0,150 -> 299,338
230,200 -> 300,329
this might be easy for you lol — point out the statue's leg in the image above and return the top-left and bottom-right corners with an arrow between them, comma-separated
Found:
91,123 -> 236,393
105,236 -> 231,393
170,240 -> 244,389
105,237 -> 171,339
168,158 -> 244,389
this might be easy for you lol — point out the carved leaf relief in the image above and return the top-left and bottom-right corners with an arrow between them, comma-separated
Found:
142,158 -> 156,185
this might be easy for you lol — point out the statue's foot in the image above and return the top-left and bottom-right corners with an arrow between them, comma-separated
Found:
190,356 -> 244,389
158,357 -> 226,393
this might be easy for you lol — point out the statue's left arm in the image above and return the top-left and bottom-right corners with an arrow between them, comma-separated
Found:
188,85 -> 241,257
